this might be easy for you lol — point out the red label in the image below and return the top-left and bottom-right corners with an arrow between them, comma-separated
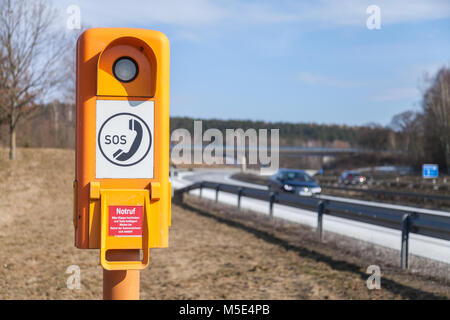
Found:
109,206 -> 143,237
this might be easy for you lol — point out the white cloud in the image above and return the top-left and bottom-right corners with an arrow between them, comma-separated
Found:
287,0 -> 450,26
53,0 -> 450,30
298,72 -> 358,88
52,0 -> 225,30
370,87 -> 420,102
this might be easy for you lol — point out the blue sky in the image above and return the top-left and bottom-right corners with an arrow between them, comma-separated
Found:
53,0 -> 450,126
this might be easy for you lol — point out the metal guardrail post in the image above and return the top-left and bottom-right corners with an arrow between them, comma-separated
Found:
317,201 -> 325,242
237,188 -> 243,211
215,185 -> 220,203
400,213 -> 411,269
199,183 -> 203,199
173,190 -> 183,204
269,192 -> 276,218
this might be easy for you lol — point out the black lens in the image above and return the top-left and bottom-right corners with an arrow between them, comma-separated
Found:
113,57 -> 138,82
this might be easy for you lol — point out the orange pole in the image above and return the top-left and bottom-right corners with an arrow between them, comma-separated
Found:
103,250 -> 140,300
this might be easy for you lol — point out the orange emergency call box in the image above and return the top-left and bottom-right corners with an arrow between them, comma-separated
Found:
74,28 -> 171,270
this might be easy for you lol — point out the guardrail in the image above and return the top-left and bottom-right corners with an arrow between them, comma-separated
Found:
321,185 -> 450,203
174,181 -> 450,269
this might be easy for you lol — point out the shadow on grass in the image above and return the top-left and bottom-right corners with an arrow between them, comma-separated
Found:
179,199 -> 447,300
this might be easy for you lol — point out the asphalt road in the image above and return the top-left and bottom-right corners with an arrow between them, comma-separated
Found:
171,168 -> 450,265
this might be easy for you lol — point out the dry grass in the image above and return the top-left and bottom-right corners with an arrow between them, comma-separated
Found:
0,148 -> 448,299
179,196 -> 450,300
0,148 -> 101,299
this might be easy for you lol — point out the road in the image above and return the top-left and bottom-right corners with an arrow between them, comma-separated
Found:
171,168 -> 450,265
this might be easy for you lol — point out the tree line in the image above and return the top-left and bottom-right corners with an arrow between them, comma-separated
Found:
390,66 -> 450,173
0,101 -> 396,151
170,117 -> 395,150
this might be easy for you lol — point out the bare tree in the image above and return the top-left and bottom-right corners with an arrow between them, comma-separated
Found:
0,0 -> 68,159
61,26 -> 86,105
390,66 -> 450,172
390,110 -> 424,166
48,25 -> 86,149
422,66 -> 450,173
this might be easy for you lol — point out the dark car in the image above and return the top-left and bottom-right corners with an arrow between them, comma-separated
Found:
268,169 -> 321,195
338,171 -> 367,185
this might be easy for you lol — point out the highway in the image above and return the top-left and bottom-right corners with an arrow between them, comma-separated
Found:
171,168 -> 450,265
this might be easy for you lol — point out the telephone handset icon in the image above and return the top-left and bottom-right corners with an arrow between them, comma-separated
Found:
113,118 -> 143,161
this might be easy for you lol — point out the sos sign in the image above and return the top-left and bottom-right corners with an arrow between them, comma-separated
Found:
96,101 -> 154,176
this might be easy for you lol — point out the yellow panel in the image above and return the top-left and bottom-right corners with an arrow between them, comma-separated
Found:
100,189 -> 150,270
90,181 -> 100,199
88,199 -> 100,248
168,182 -> 171,227
151,182 -> 161,200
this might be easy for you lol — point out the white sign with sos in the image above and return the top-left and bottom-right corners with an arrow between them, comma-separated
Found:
96,99 -> 154,178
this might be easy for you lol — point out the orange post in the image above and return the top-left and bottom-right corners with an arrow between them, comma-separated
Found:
103,250 -> 140,300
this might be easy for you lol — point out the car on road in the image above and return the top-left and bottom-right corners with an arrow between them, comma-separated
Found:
338,171 -> 367,185
268,169 -> 321,196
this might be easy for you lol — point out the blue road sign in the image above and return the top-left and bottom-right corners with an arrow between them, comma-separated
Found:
422,164 -> 438,179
